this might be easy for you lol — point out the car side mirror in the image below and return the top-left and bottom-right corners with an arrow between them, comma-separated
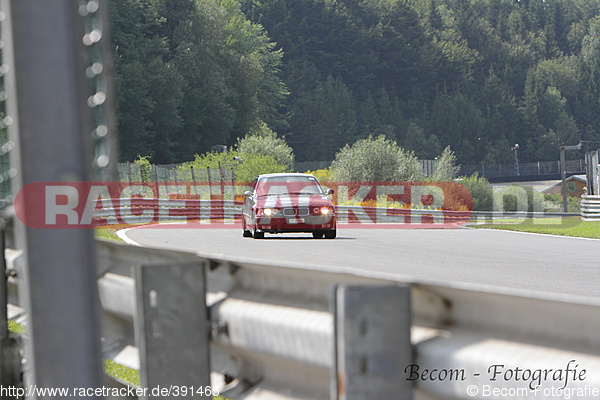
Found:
326,188 -> 334,195
244,190 -> 253,196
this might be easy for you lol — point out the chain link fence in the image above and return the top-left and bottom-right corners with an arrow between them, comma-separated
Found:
118,162 -> 242,199
118,162 -> 234,183
460,159 -> 586,179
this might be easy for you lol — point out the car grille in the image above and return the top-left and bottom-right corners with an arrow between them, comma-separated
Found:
283,207 -> 309,217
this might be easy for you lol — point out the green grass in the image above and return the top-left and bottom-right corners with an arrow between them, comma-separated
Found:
102,361 -> 227,399
103,359 -> 140,386
10,320 -> 228,398
472,217 -> 600,239
8,319 -> 25,335
94,225 -> 124,242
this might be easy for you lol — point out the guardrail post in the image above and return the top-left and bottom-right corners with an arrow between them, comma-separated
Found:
0,226 -> 20,388
134,264 -> 211,399
332,285 -> 412,400
2,0 -> 106,393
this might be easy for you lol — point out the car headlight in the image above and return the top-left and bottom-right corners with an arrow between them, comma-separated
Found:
263,208 -> 273,216
313,206 -> 332,215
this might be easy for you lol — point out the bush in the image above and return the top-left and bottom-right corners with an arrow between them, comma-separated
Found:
331,135 -> 424,182
543,193 -> 581,213
235,154 -> 289,182
458,173 -> 493,211
179,150 -> 289,184
235,123 -> 295,170
133,155 -> 153,182
304,168 -> 334,182
492,184 -> 545,212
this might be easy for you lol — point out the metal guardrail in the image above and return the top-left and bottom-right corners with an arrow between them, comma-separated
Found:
8,239 -> 600,399
95,198 -> 578,226
581,195 -> 600,221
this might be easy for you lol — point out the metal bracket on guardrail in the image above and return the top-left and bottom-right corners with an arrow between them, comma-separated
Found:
134,264 -> 211,399
332,285 -> 412,400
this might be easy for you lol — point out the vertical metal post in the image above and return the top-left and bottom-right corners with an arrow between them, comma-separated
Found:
134,264 -> 211,399
230,167 -> 235,201
332,285 -> 412,400
511,144 -> 520,176
0,224 -> 20,388
560,147 -> 568,213
0,227 -> 6,339
191,166 -> 198,196
2,0 -> 104,395
218,161 -> 224,197
207,166 -> 212,197
585,151 -> 599,196
127,161 -> 132,185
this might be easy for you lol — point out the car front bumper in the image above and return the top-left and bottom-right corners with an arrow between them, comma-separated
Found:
255,215 -> 336,233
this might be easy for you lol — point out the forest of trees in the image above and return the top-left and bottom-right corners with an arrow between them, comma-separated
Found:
111,0 -> 600,165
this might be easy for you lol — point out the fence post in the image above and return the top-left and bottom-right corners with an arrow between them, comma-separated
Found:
332,285 -> 412,400
207,167 -> 212,197
0,225 -> 20,387
218,161 -> 224,197
191,166 -> 198,196
174,168 -> 179,195
127,161 -> 132,185
230,167 -> 235,200
2,0 -> 104,393
134,264 -> 211,399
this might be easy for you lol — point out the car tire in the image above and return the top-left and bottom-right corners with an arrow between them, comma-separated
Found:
242,219 -> 253,237
312,230 -> 324,239
324,229 -> 336,239
253,229 -> 265,239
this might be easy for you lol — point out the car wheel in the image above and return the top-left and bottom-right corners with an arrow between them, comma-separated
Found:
253,229 -> 265,239
312,230 -> 324,239
242,219 -> 253,237
324,229 -> 336,239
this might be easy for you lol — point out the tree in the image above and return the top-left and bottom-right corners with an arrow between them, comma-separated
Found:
235,123 -> 295,170
180,150 -> 289,184
403,122 -> 441,160
110,0 -> 287,163
331,135 -> 424,182
431,146 -> 460,181
113,0 -> 600,166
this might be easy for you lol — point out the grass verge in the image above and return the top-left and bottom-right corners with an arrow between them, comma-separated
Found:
471,217 -> 600,239
94,225 -> 126,242
9,318 -> 227,399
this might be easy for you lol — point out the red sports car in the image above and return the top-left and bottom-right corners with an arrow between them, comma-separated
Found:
242,173 -> 336,239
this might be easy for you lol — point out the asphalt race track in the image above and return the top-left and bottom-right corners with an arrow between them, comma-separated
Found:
122,225 -> 600,299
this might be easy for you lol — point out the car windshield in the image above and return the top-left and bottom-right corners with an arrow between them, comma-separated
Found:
256,176 -> 324,196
